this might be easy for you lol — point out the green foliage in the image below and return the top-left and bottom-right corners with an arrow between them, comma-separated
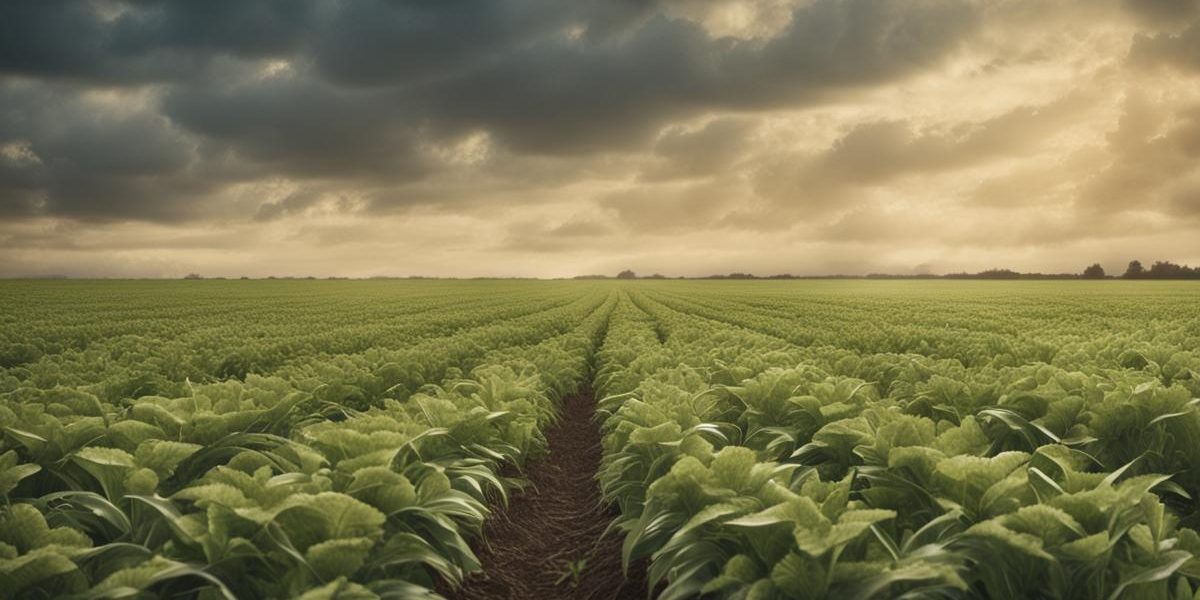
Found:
4,279 -> 1200,598
0,281 -> 618,597
595,284 -> 1200,599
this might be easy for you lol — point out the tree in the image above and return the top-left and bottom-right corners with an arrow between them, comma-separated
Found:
1149,261 -> 1185,278
1082,264 -> 1105,278
183,273 -> 203,280
1123,260 -> 1144,279
616,270 -> 637,279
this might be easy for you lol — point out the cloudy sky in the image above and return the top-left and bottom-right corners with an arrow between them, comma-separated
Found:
2,0 -> 1199,278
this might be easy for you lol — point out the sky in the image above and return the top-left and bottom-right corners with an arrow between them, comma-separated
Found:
2,0 -> 1200,278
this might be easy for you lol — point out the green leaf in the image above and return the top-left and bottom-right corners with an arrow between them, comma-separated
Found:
71,447 -> 136,500
0,463 -> 40,498
727,497 -> 825,530
963,520 -> 1052,560
275,492 -> 386,551
1107,550 -> 1192,600
125,495 -> 200,547
40,491 -> 132,537
297,577 -> 380,600
306,537 -> 374,580
365,532 -> 461,585
80,556 -> 236,600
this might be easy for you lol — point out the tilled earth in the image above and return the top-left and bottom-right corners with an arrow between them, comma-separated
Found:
449,390 -> 649,600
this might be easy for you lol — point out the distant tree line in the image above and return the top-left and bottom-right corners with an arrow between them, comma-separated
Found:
578,261 -> 1200,281
1119,260 -> 1200,279
941,269 -> 1078,280
166,261 -> 1200,282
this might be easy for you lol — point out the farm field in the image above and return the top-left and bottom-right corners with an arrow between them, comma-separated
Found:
2,280 -> 1200,599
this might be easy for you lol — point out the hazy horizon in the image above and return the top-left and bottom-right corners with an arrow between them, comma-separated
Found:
3,0 -> 1200,279
0,263 -> 1191,280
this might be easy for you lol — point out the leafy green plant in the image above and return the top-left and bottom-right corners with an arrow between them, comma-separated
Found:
555,558 -> 588,588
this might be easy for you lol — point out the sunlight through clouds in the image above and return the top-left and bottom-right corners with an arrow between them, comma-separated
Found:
1,0 -> 1198,277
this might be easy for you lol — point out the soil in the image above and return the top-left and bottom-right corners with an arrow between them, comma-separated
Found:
447,390 -> 649,600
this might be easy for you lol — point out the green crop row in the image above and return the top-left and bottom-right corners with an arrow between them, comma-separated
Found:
596,286 -> 1200,599
3,280 -> 1200,599
0,282 -> 614,599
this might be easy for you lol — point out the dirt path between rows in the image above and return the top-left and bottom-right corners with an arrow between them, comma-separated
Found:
449,390 -> 648,600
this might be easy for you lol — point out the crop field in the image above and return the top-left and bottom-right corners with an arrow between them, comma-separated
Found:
2,280 -> 1200,600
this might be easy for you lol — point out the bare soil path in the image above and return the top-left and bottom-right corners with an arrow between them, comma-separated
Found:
449,390 -> 647,600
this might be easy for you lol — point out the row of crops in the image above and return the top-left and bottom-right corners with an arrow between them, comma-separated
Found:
595,283 -> 1200,600
2,280 -> 1200,598
0,281 -> 616,598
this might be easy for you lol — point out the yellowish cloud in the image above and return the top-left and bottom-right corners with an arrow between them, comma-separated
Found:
1,0 -> 1199,277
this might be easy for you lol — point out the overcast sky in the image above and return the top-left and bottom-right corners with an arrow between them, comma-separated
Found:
2,0 -> 1199,278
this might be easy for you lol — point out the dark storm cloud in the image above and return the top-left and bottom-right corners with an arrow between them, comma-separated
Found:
0,1 -> 144,83
0,0 -> 986,224
309,0 -> 581,86
420,0 -> 980,154
0,0 -> 645,86
0,81 -> 217,221
0,0 -> 306,84
416,14 -> 719,154
161,78 -> 430,181
0,162 -> 42,217
112,0 -> 314,59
